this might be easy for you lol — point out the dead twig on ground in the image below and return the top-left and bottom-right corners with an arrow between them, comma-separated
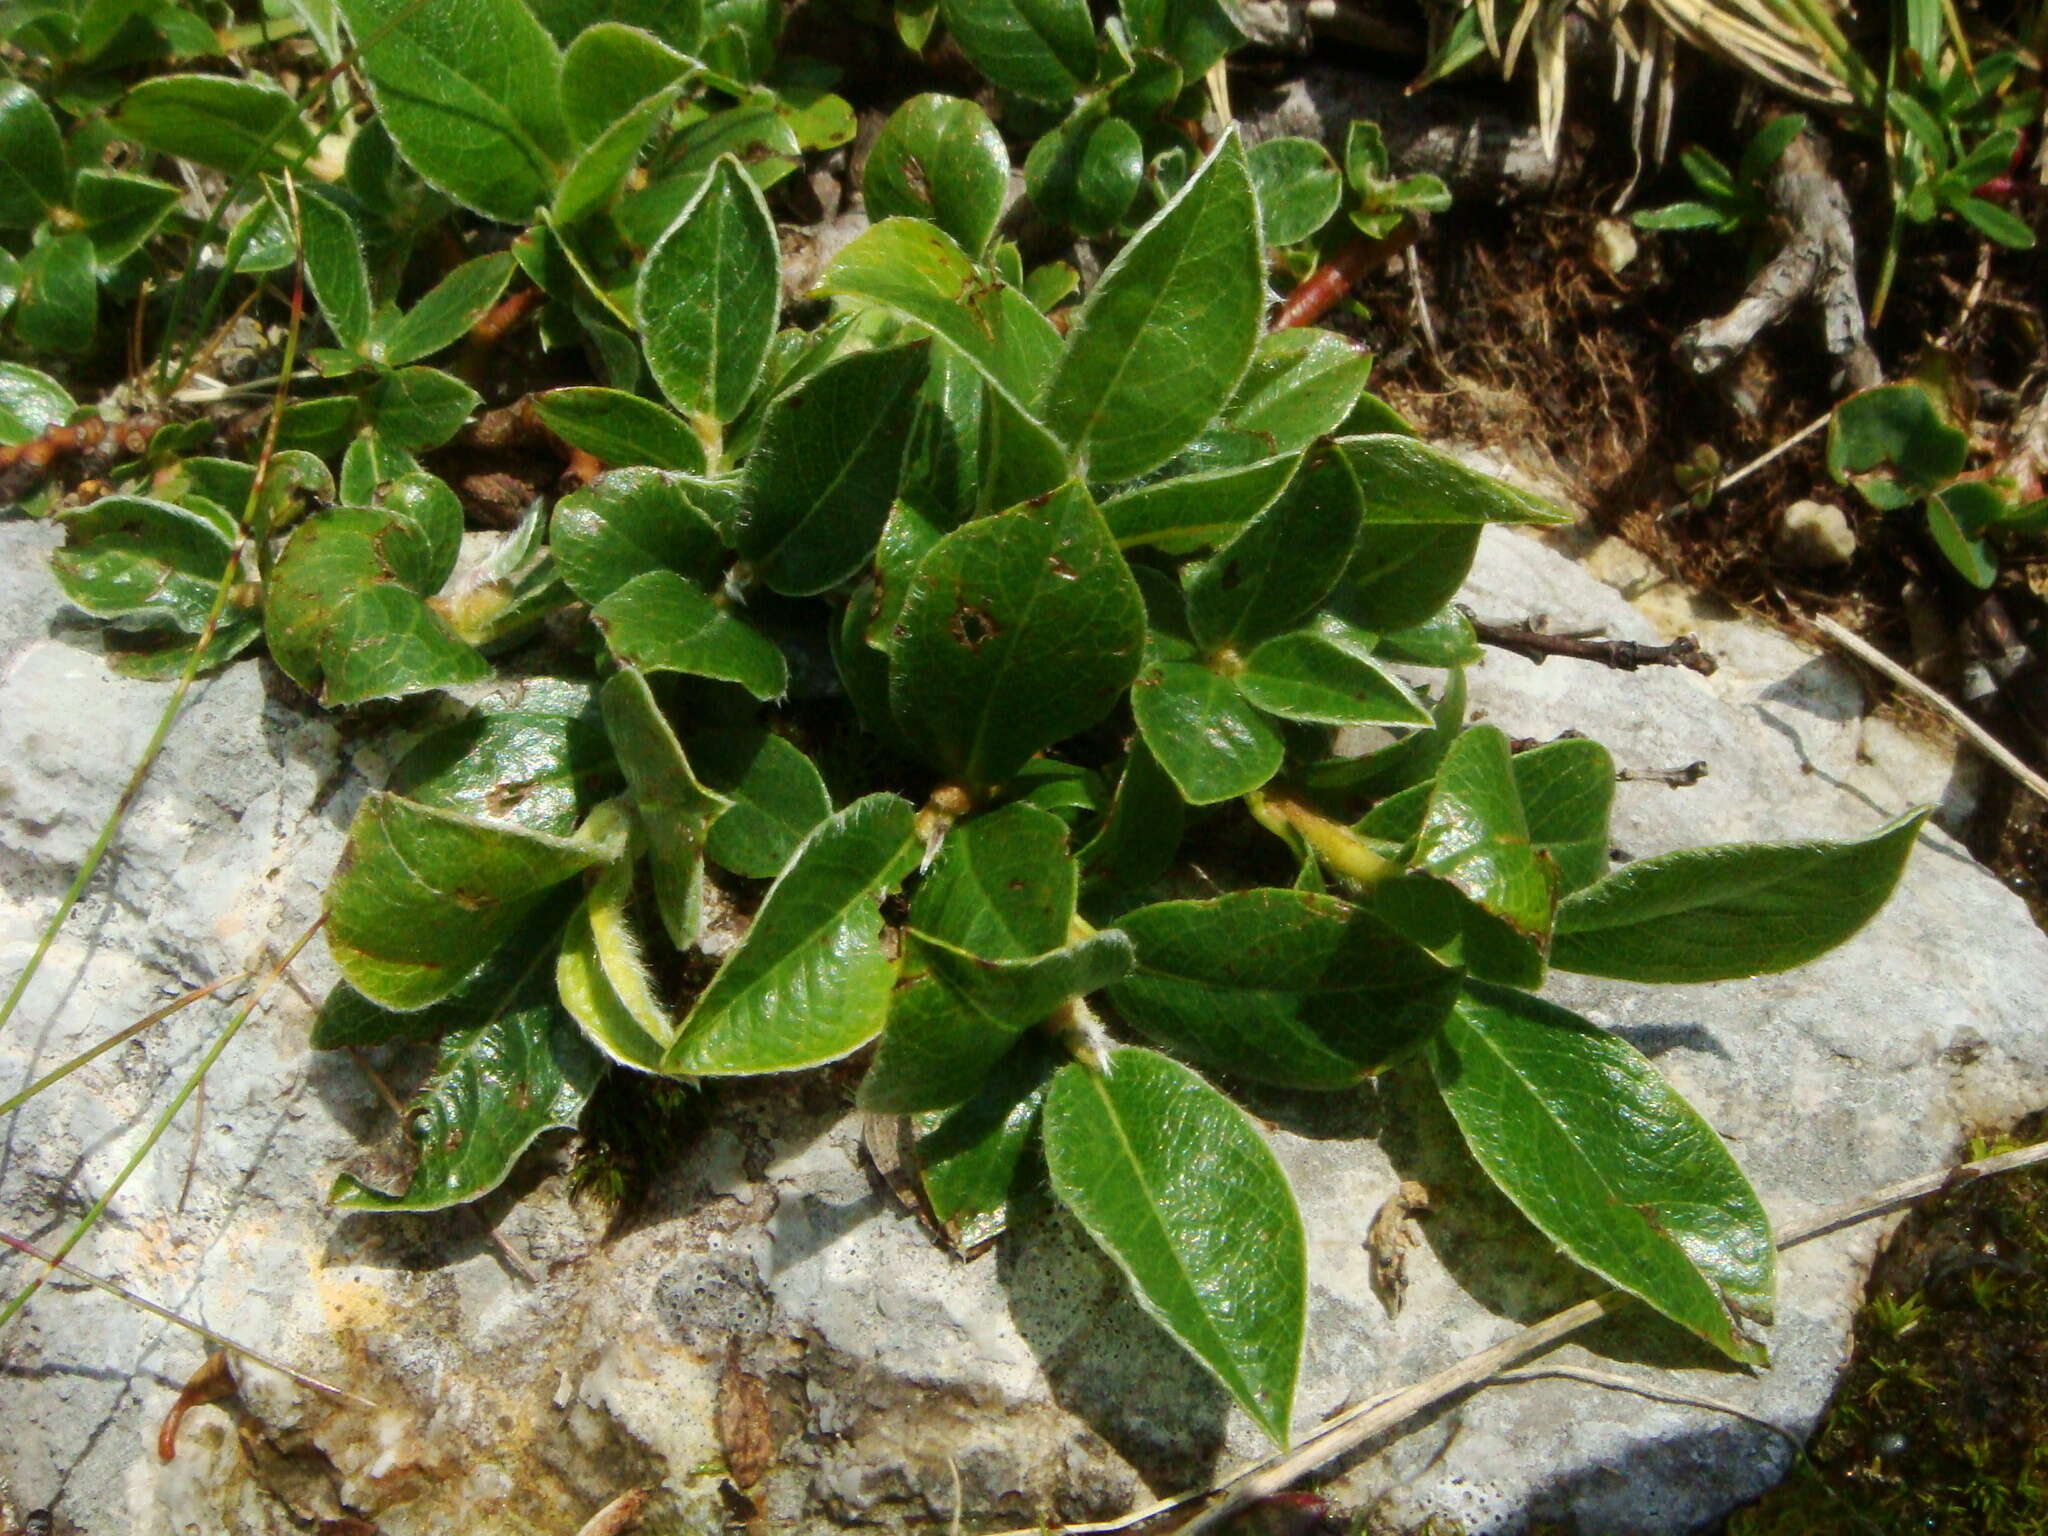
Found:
1469,616 -> 1718,674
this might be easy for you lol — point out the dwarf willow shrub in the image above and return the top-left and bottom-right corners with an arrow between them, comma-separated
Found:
8,0 -> 1927,1449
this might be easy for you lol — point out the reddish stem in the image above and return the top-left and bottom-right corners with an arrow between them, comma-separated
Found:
1271,224 -> 1419,331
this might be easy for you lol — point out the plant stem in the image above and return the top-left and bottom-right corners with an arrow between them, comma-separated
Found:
0,918 -> 324,1334
1250,792 -> 1405,888
0,972 -> 247,1118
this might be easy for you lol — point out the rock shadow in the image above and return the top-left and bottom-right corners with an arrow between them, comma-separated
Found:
1516,1416 -> 1796,1532
998,1205 -> 1232,1496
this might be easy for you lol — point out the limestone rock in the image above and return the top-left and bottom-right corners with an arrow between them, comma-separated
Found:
3,512 -> 2046,1536
1773,498 -> 1858,568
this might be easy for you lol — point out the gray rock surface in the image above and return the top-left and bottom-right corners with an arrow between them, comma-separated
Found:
3,508 -> 2046,1536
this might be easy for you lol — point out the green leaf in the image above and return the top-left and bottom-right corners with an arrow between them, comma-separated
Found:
535,387 -> 707,473
1926,483 -> 2001,588
379,251 -> 516,366
1427,982 -> 1774,1364
938,0 -> 1096,104
1132,658 -> 1283,804
591,569 -> 789,700
551,467 -> 727,605
1225,329 -> 1372,456
1041,129 -> 1262,483
336,0 -> 571,222
265,505 -> 491,705
113,74 -> 316,176
1246,137 -> 1342,246
1737,112 -> 1806,188
554,87 -> 673,226
327,792 -> 610,1011
1825,384 -> 1969,510
1024,105 -> 1143,239
820,218 -> 1062,416
915,1036 -> 1059,1248
1631,201 -> 1733,233
1044,1047 -> 1305,1446
738,342 -> 930,595
693,726 -> 833,877
73,169 -> 180,265
636,156 -> 780,425
1111,889 -> 1457,1087
1330,524 -> 1482,633
364,366 -> 481,452
1120,0 -> 1243,72
331,940 -> 604,1210
1335,435 -> 1571,525
0,361 -> 74,445
1237,627 -> 1429,726
559,20 -> 689,146
865,93 -> 1010,256
0,82 -> 65,229
889,481 -> 1145,794
14,232 -> 95,353
603,668 -> 733,949
665,794 -> 917,1073
1079,740 -> 1184,898
389,678 -> 616,837
1101,452 -> 1298,552
913,800 -> 1078,955
1373,605 -> 1482,668
1186,447 -> 1362,652
1511,738 -> 1613,894
296,189 -> 373,354
1950,192 -> 2035,247
1551,809 -> 1927,983
1412,724 -> 1557,939
556,845 -> 673,1070
527,0 -> 704,50
52,496 -> 235,633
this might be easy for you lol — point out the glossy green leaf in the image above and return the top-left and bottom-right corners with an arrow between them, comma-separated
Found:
913,800 -> 1078,955
896,349 -> 987,530
113,74 -> 316,175
74,169 -> 180,265
379,470 -> 465,591
1237,627 -> 1429,726
1024,106 -> 1143,238
1041,130 -> 1261,483
379,251 -> 516,365
1111,888 -> 1457,1086
1101,453 -> 1298,553
1552,809 -> 1927,982
915,1036 -> 1059,1247
636,156 -> 780,425
820,218 -> 1062,416
389,678 -> 616,837
738,342 -> 929,595
528,0 -> 704,50
1335,435 -> 1571,526
0,361 -> 73,445
590,569 -> 789,700
865,93 -> 1010,256
1226,329 -> 1372,456
1132,658 -> 1283,804
603,668 -> 733,949
665,794 -> 917,1073
938,0 -> 1096,104
535,387 -> 708,473
1825,383 -> 1968,511
889,481 -> 1145,794
14,232 -> 94,352
1374,605 -> 1482,667
327,792 -> 610,1011
1045,1047 -> 1305,1446
1331,525 -> 1481,633
265,505 -> 491,705
1428,982 -> 1774,1364
336,0 -> 570,222
1246,137 -> 1342,245
1187,447 -> 1362,652
554,87 -> 673,225
331,942 -> 604,1210
551,467 -> 727,605
693,726 -> 833,877
364,366 -> 481,451
0,83 -> 65,229
1369,872 -> 1543,989
560,20 -> 689,145
52,496 -> 236,633
1120,0 -> 1244,73
1413,724 -> 1557,939
1513,738 -> 1613,894
296,189 -> 373,353
1926,484 -> 1999,588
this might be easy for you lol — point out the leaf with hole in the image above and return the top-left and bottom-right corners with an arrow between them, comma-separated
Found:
865,93 -> 1010,256
389,678 -> 616,837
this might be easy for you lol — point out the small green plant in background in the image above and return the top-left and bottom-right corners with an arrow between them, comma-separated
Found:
1827,379 -> 2048,589
1633,113 -> 1807,240
0,0 -> 1936,1456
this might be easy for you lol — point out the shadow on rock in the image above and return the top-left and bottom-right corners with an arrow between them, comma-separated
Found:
999,1205 -> 1232,1495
